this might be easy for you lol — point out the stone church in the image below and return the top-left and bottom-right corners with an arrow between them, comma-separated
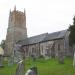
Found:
5,7 -> 73,58
18,30 -> 72,58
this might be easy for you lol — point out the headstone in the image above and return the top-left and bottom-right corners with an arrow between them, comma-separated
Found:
31,54 -> 36,62
8,56 -> 14,66
25,66 -> 37,75
73,53 -> 75,67
58,51 -> 64,64
0,47 -> 4,67
15,60 -> 25,75
0,55 -> 4,67
25,69 -> 35,75
73,45 -> 75,67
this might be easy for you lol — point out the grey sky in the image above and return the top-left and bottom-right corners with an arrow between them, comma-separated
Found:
0,0 -> 75,43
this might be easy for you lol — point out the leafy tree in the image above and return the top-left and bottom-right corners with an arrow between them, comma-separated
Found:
69,16 -> 75,46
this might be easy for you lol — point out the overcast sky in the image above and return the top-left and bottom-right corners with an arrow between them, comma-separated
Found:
0,0 -> 75,43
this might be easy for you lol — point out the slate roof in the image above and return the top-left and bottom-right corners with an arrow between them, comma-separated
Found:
17,30 -> 67,46
44,30 -> 67,41
57,30 -> 67,39
17,33 -> 48,45
28,33 -> 48,44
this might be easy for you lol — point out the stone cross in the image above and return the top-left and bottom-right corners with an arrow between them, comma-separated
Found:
15,60 -> 25,75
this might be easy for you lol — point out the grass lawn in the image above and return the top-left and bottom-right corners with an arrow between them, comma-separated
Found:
0,61 -> 17,75
25,57 -> 75,75
0,57 -> 75,75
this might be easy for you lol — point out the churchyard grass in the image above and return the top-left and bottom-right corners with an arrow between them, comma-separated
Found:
0,61 -> 17,75
0,57 -> 75,75
25,57 -> 75,75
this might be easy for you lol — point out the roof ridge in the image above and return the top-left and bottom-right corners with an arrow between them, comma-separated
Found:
28,33 -> 48,38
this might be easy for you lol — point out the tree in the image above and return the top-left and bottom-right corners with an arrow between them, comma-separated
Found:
69,16 -> 75,67
69,16 -> 75,46
0,40 -> 5,49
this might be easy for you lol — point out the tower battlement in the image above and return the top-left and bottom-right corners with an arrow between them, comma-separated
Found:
10,6 -> 25,15
9,7 -> 26,29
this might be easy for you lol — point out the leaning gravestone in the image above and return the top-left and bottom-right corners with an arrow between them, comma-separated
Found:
15,60 -> 25,75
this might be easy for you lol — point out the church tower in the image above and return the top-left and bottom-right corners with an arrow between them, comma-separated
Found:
5,7 -> 27,55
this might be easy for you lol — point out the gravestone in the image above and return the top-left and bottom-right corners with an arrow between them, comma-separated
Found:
25,66 -> 37,75
8,56 -> 14,66
0,55 -> 3,67
0,47 -> 4,67
15,60 -> 25,75
58,51 -> 64,64
73,45 -> 75,67
73,52 -> 75,67
31,54 -> 36,62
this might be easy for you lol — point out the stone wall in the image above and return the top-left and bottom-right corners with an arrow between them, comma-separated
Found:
54,39 -> 65,58
28,44 -> 40,57
23,39 -> 65,59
